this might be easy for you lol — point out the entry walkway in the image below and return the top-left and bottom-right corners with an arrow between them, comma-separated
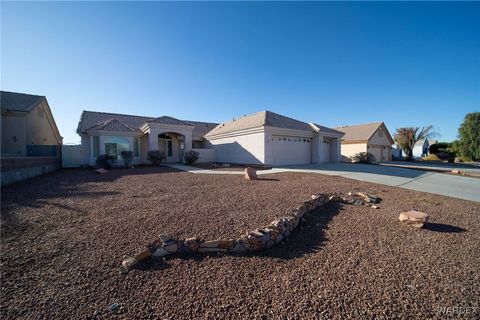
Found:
166,163 -> 480,202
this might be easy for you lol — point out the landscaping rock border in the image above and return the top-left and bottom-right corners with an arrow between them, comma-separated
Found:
120,191 -> 381,272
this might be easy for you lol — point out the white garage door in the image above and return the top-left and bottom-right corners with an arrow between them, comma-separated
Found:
271,135 -> 311,165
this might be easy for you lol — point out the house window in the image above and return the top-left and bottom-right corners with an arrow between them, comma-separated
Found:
134,138 -> 139,157
104,136 -> 129,159
105,143 -> 117,158
93,136 -> 99,157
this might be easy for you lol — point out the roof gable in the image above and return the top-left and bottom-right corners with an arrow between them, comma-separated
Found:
147,116 -> 193,126
335,122 -> 394,145
88,118 -> 139,133
1,91 -> 45,112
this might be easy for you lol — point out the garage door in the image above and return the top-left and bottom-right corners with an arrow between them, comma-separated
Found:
368,146 -> 382,163
271,135 -> 311,165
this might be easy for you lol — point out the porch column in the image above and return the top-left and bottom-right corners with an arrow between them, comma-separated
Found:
334,138 -> 341,162
148,129 -> 158,151
99,136 -> 105,154
184,133 -> 192,153
90,135 -> 94,159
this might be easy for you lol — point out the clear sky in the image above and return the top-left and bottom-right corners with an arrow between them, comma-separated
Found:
1,1 -> 479,144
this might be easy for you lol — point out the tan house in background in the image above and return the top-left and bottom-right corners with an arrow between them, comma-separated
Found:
1,91 -> 62,156
334,122 -> 394,162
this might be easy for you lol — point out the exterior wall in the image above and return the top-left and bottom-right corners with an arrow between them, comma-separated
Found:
140,134 -> 149,159
62,145 -> 83,168
206,131 -> 266,164
1,156 -> 61,186
192,148 -> 216,163
367,128 -> 393,161
368,127 -> 393,146
25,102 -> 61,146
80,135 -> 91,165
340,143 -> 367,161
1,113 -> 26,156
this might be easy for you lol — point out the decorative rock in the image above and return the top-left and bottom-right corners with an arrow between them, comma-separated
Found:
121,191 -> 382,271
95,168 -> 109,174
184,237 -> 200,252
244,167 -> 258,180
357,192 -> 379,204
198,247 -> 227,253
399,210 -> 429,228
163,243 -> 178,253
121,257 -> 138,271
159,234 -> 172,243
200,239 -> 235,250
134,249 -> 151,261
152,248 -> 170,257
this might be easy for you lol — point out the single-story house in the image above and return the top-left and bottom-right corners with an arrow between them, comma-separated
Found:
1,91 -> 63,156
205,111 -> 344,165
334,122 -> 394,162
76,110 -> 344,166
413,139 -> 437,158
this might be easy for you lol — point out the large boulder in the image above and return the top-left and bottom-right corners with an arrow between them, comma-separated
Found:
399,210 -> 429,228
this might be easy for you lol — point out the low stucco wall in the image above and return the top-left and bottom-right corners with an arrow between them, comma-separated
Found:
340,143 -> 367,161
1,156 -> 62,186
205,132 -> 266,165
192,148 -> 216,163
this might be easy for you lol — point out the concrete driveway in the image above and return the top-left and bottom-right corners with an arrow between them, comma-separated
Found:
274,163 -> 480,202
167,162 -> 480,202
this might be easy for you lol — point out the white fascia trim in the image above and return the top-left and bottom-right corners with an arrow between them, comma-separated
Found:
141,122 -> 194,134
264,126 -> 314,138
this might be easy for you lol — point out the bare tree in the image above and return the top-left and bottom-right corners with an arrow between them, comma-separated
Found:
394,126 -> 433,161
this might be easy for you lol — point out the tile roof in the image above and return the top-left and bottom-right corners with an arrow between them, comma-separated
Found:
149,116 -> 193,126
89,118 -> 140,132
0,91 -> 45,112
334,122 -> 394,144
205,111 -> 313,136
77,111 -> 218,139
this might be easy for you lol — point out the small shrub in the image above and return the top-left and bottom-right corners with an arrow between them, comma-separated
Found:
184,150 -> 200,165
422,154 -> 441,161
96,154 -> 115,169
147,150 -> 165,166
351,152 -> 376,163
121,150 -> 134,168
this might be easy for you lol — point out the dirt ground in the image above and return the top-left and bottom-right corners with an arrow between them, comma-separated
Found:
1,167 -> 479,319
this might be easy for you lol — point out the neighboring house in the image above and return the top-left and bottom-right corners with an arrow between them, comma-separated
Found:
334,122 -> 394,162
1,91 -> 63,156
77,110 -> 344,166
413,139 -> 437,158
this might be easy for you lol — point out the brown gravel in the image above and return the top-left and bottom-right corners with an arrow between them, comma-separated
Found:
1,167 -> 479,319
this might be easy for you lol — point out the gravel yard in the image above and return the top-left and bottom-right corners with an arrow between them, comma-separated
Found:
1,167 -> 479,319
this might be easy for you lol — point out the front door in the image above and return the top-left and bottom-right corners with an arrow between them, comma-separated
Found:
165,139 -> 174,162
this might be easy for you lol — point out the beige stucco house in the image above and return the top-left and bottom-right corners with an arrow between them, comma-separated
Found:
1,91 -> 62,156
77,110 -> 343,166
205,111 -> 344,165
334,122 -> 394,162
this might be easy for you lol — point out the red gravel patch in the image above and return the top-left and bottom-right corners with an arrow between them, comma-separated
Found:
1,167 -> 479,319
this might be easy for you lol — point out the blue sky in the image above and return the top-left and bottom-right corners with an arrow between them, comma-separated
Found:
1,1 -> 479,144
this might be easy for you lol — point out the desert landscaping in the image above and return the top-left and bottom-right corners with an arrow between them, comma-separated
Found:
1,167 -> 479,319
